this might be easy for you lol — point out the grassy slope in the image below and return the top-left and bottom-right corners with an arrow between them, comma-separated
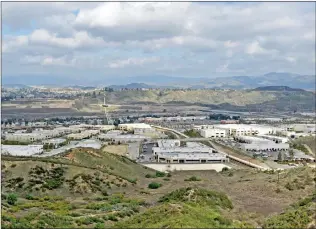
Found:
292,136 -> 316,155
114,188 -> 252,228
2,148 -> 316,228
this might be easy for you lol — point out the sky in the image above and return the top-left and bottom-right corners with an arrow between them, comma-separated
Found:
2,2 -> 316,81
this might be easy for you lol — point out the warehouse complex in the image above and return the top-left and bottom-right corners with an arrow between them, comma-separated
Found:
235,136 -> 289,151
152,140 -> 229,163
1,145 -> 43,156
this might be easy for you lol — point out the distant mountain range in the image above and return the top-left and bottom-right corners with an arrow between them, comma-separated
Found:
2,72 -> 315,90
253,86 -> 306,92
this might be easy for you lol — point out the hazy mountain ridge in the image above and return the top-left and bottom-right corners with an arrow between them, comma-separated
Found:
3,72 -> 315,90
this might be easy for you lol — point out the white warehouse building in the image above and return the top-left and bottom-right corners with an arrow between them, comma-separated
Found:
235,136 -> 289,151
1,145 -> 43,156
152,140 -> 229,164
200,128 -> 227,138
118,123 -> 152,131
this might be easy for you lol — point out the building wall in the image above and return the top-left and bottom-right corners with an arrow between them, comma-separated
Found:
200,129 -> 226,138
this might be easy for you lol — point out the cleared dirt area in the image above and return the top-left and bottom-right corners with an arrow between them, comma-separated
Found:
101,145 -> 128,156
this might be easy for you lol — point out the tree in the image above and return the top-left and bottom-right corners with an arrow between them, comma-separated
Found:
7,193 -> 17,205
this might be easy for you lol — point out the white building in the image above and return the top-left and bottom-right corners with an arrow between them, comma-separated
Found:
1,145 -> 43,156
214,124 -> 281,136
67,130 -> 100,140
43,138 -> 67,148
257,135 -> 289,143
152,140 -> 229,163
200,128 -> 227,138
235,136 -> 289,152
118,123 -> 152,131
112,134 -> 150,143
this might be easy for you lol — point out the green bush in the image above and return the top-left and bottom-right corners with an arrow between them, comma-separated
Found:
95,222 -> 105,229
25,194 -> 34,200
11,164 -> 17,168
145,174 -> 153,178
155,171 -> 166,177
167,173 -> 172,177
221,167 -> 229,172
184,176 -> 201,181
7,193 -> 18,205
148,182 -> 162,189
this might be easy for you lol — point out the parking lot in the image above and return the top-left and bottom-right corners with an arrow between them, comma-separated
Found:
137,143 -> 156,163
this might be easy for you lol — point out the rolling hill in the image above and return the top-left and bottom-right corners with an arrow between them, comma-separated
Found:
2,147 -> 316,228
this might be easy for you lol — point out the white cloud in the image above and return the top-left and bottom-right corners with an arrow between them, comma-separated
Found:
108,57 -> 160,69
285,56 -> 296,63
2,2 -> 315,78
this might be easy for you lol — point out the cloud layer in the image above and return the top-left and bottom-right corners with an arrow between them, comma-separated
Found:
2,2 -> 315,80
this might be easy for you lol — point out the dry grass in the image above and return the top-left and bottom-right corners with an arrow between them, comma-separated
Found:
102,145 -> 128,156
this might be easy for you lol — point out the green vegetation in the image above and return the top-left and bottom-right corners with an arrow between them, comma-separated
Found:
184,176 -> 202,181
263,193 -> 316,228
148,182 -> 162,189
184,129 -> 201,138
145,171 -> 166,178
2,140 -> 30,145
114,188 -> 249,228
7,193 -> 17,205
291,143 -> 310,154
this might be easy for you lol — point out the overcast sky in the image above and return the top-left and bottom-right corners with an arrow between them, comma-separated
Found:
2,2 -> 316,80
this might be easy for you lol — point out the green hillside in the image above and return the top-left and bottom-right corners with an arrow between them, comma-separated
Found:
2,148 -> 316,228
77,90 -> 316,112
114,188 -> 252,228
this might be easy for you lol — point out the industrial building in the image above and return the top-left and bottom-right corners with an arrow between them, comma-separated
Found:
213,124 -> 281,136
67,130 -> 100,140
152,140 -> 229,163
235,136 -> 289,151
1,145 -> 43,156
43,138 -> 67,148
112,135 -> 150,143
257,135 -> 289,143
118,123 -> 152,131
200,128 -> 227,138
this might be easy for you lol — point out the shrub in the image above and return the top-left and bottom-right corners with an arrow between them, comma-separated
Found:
148,182 -> 162,189
7,193 -> 18,205
167,173 -> 172,177
25,194 -> 34,200
145,174 -> 153,178
222,167 -> 229,172
155,171 -> 165,177
95,222 -> 105,229
163,178 -> 170,181
184,176 -> 201,181
11,164 -> 17,168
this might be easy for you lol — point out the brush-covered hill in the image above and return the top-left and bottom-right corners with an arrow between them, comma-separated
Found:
84,89 -> 316,112
2,147 -> 316,228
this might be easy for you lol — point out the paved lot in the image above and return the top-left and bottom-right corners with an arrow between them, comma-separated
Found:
137,143 -> 155,163
127,142 -> 140,160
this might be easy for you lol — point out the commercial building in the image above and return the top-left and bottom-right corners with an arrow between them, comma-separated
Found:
67,130 -> 100,140
257,135 -> 289,143
235,136 -> 289,152
214,124 -> 281,136
200,128 -> 227,138
283,124 -> 316,134
43,138 -> 67,148
112,134 -> 150,143
152,140 -> 229,163
1,145 -> 43,156
118,123 -> 152,131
